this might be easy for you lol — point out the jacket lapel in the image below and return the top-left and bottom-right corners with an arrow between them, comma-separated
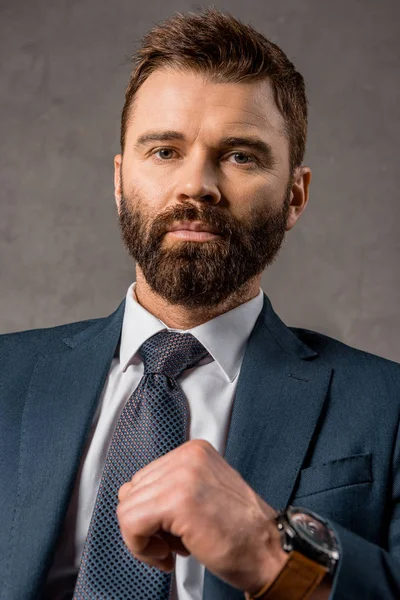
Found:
203,294 -> 332,600
5,300 -> 126,599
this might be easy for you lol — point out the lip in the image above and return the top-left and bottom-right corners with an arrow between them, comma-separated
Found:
167,230 -> 220,241
167,220 -> 221,234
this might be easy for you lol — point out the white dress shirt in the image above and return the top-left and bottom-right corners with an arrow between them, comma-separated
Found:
44,282 -> 264,599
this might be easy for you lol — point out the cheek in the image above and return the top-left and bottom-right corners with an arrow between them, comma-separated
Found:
122,175 -> 165,216
228,180 -> 280,219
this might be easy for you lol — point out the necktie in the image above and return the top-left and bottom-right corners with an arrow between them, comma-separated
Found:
73,330 -> 208,600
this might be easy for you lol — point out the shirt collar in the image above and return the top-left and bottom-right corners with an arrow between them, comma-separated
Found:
119,282 -> 264,383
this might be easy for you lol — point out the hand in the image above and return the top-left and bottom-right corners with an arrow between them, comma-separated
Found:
117,439 -> 288,594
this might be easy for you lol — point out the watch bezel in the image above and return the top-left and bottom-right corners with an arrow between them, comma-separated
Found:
276,506 -> 340,574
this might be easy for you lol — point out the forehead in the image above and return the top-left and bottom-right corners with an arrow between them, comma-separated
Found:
126,68 -> 287,143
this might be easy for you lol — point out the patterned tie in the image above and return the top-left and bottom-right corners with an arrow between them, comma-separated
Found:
73,330 -> 208,600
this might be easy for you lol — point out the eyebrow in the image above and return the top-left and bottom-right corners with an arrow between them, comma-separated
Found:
134,130 -> 274,162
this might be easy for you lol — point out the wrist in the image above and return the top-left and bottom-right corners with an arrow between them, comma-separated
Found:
244,512 -> 289,598
244,506 -> 338,600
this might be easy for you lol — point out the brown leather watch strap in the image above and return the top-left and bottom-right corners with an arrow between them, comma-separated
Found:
244,550 -> 327,600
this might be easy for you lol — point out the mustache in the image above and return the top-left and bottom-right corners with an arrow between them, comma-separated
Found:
149,203 -> 235,240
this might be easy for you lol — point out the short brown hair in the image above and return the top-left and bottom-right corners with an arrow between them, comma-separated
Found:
120,7 -> 308,172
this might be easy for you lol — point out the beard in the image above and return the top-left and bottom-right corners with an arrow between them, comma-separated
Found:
117,183 -> 291,308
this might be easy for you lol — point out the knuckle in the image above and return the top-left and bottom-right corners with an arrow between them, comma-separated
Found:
186,439 -> 212,461
118,481 -> 131,501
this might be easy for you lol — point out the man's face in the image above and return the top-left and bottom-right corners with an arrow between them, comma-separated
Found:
114,69 -> 308,307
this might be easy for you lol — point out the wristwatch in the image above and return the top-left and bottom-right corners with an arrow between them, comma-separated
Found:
245,506 -> 340,600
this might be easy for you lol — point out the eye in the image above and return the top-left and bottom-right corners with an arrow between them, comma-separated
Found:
152,148 -> 177,161
227,152 -> 257,167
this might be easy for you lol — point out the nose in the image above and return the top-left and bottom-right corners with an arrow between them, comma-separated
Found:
174,154 -> 222,205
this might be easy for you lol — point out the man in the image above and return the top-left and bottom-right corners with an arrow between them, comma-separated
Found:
0,7 -> 399,600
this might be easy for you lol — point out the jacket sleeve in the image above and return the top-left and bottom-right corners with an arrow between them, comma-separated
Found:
329,417 -> 400,599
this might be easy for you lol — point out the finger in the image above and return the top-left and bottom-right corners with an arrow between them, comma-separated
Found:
126,447 -> 210,497
118,498 -> 190,558
121,532 -> 175,572
118,479 -> 167,519
160,531 -> 191,557
117,496 -> 164,554
128,438 -> 203,489
129,446 -> 182,488
118,482 -> 191,558
118,481 -> 133,502
134,550 -> 175,573
125,464 -> 191,502
119,459 -> 180,502
137,533 -> 171,559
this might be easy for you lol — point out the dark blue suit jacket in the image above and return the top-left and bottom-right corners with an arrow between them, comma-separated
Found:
1,294 -> 400,599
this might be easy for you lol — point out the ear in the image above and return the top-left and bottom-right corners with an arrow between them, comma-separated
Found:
114,154 -> 122,215
285,166 -> 312,231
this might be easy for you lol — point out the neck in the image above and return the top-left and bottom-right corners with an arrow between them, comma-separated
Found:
133,267 -> 262,330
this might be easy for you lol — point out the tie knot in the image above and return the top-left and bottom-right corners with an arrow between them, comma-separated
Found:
138,330 -> 208,378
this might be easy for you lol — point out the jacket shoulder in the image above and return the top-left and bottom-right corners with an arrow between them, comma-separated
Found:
290,326 -> 400,377
0,316 -> 104,357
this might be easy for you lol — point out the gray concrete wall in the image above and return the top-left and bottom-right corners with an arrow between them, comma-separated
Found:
1,0 -> 399,362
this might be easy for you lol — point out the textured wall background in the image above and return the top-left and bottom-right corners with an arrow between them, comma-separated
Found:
1,0 -> 399,362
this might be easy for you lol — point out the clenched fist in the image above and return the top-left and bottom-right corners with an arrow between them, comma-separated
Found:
117,438 -> 288,595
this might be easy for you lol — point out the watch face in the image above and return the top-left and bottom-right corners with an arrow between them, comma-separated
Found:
287,507 -> 338,555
